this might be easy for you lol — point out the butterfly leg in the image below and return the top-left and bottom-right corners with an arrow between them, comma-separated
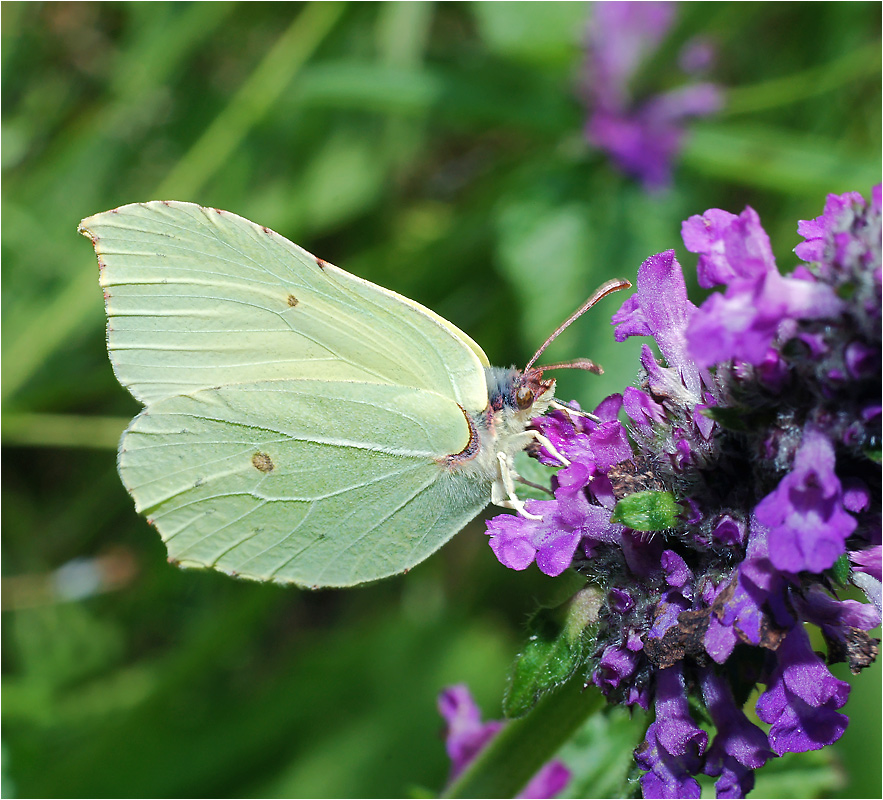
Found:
527,430 -> 570,467
493,453 -> 543,520
550,399 -> 602,424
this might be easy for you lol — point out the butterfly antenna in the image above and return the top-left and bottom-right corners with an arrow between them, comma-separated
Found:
537,358 -> 604,374
525,278 -> 632,372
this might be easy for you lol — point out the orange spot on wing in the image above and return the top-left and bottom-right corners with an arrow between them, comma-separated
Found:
252,452 -> 275,473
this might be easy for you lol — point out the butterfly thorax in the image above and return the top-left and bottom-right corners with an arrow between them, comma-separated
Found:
448,366 -> 555,482
484,366 -> 555,418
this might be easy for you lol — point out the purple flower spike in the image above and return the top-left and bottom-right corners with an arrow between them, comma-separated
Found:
437,685 -> 571,797
581,2 -> 722,189
482,186 -> 879,795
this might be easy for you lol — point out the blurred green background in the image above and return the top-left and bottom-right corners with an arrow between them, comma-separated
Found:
2,2 -> 880,797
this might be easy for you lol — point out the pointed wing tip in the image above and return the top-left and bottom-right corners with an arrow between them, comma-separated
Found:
78,204 -> 128,239
78,212 -> 105,238
78,200 -> 197,233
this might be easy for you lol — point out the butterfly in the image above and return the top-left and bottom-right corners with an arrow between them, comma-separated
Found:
80,201 -> 628,588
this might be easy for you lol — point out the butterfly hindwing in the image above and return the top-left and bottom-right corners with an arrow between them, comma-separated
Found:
121,379 -> 490,587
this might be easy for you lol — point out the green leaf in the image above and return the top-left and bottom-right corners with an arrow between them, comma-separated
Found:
504,586 -> 604,719
610,490 -> 681,532
557,707 -> 646,799
294,130 -> 387,233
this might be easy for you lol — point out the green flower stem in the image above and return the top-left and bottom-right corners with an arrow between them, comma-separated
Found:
155,2 -> 345,199
2,3 -> 345,405
722,41 -> 881,117
442,673 -> 605,799
2,413 -> 128,449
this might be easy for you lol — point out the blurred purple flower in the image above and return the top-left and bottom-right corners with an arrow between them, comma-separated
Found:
438,684 -> 503,780
484,186 -> 881,797
581,1 -> 723,190
438,685 -> 571,798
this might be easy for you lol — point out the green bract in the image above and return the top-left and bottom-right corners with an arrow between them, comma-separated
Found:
609,490 -> 681,532
504,586 -> 603,718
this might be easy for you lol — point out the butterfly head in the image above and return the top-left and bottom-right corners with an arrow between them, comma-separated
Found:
485,366 -> 555,422
514,367 -> 556,415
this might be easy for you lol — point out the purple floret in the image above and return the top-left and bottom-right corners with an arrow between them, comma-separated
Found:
635,665 -> 707,799
682,205 -> 846,369
755,427 -> 857,573
700,667 -> 773,798
755,626 -> 850,755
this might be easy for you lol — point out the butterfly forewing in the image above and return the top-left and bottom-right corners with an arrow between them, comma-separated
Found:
81,201 -> 489,412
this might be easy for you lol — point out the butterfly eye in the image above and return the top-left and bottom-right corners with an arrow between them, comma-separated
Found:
515,385 -> 535,410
